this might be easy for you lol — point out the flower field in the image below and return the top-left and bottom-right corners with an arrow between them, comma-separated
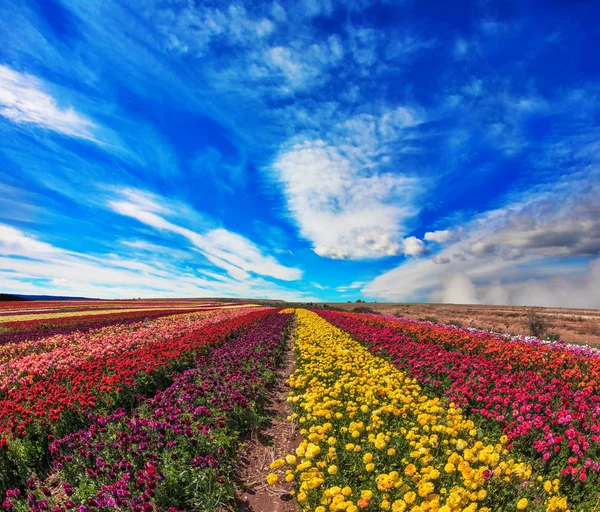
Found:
266,309 -> 600,512
2,303 -> 600,511
4,310 -> 292,511
0,302 -> 272,499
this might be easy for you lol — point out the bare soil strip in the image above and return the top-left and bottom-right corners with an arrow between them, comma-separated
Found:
234,320 -> 301,512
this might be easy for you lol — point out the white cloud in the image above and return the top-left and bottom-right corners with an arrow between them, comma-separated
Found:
0,223 -> 313,301
0,65 -> 97,140
302,0 -> 333,18
273,107 -> 421,260
268,46 -> 309,87
0,224 -> 62,257
159,3 -> 278,57
424,229 -> 453,243
363,182 -> 600,307
402,236 -> 425,257
336,280 -> 367,293
437,260 -> 600,308
108,188 -> 302,281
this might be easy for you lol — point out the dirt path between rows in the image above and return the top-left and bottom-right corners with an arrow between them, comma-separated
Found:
234,320 -> 301,512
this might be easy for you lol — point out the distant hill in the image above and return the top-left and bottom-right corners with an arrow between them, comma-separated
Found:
0,293 -> 30,301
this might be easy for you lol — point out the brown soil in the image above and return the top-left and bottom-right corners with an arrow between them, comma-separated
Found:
233,320 -> 301,512
325,303 -> 600,346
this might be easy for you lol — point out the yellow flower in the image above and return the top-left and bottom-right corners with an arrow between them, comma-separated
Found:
266,473 -> 279,485
404,464 -> 417,476
269,310 -> 540,512
391,500 -> 407,512
269,458 -> 285,469
517,498 -> 528,510
404,492 -> 416,505
418,481 -> 434,497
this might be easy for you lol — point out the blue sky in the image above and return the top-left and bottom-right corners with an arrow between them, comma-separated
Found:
0,0 -> 599,306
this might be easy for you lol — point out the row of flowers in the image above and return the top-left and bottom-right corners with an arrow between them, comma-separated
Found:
0,310 -> 211,347
317,310 -> 600,509
0,304 -> 247,346
0,309 -> 250,383
2,310 -> 292,512
0,307 -> 223,334
0,308 -> 199,323
0,304 -> 231,317
268,310 -> 567,512
0,300 -> 225,312
0,307 -> 271,496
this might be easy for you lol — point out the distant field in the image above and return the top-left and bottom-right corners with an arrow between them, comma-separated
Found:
319,301 -> 600,346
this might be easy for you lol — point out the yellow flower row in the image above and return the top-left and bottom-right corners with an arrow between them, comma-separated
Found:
268,309 -> 570,512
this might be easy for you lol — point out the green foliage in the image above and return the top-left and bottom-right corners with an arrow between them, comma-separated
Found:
527,311 -> 548,339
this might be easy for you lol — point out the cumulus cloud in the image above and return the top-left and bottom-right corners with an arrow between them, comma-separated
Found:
0,65 -> 97,140
273,108 -> 421,260
108,188 -> 302,281
424,229 -> 453,243
457,196 -> 600,262
403,236 -> 425,257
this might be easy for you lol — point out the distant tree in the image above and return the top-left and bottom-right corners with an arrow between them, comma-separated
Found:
527,311 -> 548,339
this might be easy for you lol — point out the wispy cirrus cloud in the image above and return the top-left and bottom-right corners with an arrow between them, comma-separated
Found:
0,64 -> 97,140
0,222 -> 314,301
108,188 -> 302,281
